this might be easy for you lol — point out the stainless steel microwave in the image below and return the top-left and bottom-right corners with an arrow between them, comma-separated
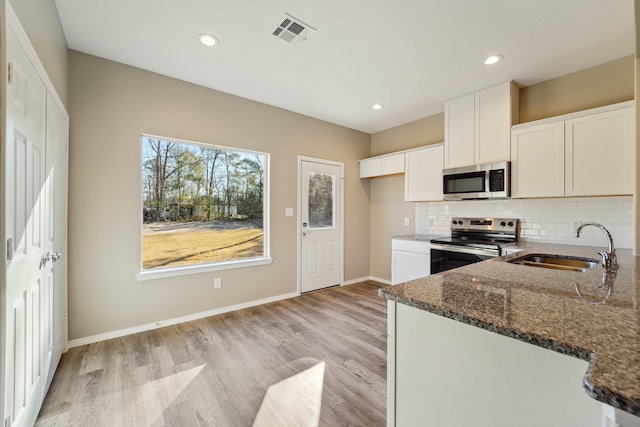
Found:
442,161 -> 510,200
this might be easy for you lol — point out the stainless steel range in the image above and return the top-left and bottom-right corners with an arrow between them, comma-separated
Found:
430,217 -> 518,274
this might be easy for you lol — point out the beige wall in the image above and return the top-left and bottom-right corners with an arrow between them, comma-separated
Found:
369,57 -> 635,282
9,0 -> 68,107
519,56 -> 634,124
368,114 -> 444,280
68,51 -> 370,340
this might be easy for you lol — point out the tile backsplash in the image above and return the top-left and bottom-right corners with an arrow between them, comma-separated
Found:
415,196 -> 633,249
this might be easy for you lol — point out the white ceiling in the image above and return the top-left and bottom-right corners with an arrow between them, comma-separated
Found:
54,0 -> 634,134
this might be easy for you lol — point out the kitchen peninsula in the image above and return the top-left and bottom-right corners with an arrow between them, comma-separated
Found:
380,244 -> 640,427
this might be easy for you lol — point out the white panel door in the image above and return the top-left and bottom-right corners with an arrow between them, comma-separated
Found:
5,28 -> 48,427
300,160 -> 342,293
43,92 -> 69,391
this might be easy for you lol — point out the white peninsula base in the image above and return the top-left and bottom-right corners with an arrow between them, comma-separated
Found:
387,301 -> 639,427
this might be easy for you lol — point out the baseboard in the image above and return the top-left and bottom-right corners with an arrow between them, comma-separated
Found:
67,291 -> 300,348
343,276 -> 391,286
342,276 -> 371,286
369,276 -> 391,285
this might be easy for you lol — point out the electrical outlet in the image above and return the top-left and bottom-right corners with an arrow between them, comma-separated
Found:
404,218 -> 410,226
570,221 -> 581,234
214,277 -> 222,289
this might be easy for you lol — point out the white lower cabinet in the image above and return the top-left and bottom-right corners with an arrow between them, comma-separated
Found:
391,239 -> 430,285
389,302 -> 605,427
404,144 -> 443,202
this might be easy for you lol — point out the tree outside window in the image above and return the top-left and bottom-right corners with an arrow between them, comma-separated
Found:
141,135 -> 268,270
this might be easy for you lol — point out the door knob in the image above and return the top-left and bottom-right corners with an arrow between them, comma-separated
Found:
39,252 -> 62,269
39,253 -> 51,269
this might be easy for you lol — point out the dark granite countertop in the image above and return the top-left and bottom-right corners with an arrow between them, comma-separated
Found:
391,234 -> 442,242
379,243 -> 640,417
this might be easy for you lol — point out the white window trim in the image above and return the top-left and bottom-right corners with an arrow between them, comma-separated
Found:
138,134 -> 271,280
136,257 -> 273,281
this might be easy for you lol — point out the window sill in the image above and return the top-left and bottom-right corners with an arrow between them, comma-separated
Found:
136,257 -> 273,281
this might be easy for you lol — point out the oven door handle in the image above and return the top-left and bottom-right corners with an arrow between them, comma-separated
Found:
429,244 -> 499,257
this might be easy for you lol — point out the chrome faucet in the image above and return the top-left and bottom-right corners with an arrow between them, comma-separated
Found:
575,222 -> 618,272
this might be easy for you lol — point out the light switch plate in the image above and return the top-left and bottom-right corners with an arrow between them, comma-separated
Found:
285,207 -> 294,217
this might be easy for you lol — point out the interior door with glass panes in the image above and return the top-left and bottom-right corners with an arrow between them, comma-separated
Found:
300,159 -> 343,293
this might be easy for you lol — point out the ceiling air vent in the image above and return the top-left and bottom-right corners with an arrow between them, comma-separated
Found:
273,13 -> 316,45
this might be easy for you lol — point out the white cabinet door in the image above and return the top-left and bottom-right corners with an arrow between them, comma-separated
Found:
444,93 -> 475,169
445,82 -> 517,168
565,107 -> 634,196
359,157 -> 381,178
359,153 -> 405,178
405,144 -> 443,202
475,82 -> 516,164
392,251 -> 430,285
381,152 -> 405,175
391,240 -> 430,285
511,121 -> 565,198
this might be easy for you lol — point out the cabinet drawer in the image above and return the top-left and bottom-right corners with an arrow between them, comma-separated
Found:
392,239 -> 430,253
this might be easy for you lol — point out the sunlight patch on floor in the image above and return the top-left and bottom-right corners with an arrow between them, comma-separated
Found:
253,362 -> 326,427
99,364 -> 206,426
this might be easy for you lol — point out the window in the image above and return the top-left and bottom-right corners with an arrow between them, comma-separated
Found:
139,135 -> 270,278
307,172 -> 334,228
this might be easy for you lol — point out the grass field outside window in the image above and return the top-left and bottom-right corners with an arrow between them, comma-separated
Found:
141,135 -> 269,271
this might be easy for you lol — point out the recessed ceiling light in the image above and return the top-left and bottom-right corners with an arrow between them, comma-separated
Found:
198,33 -> 219,47
484,54 -> 503,65
372,103 -> 384,110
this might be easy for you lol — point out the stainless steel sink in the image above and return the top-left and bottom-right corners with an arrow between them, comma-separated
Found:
507,253 -> 599,272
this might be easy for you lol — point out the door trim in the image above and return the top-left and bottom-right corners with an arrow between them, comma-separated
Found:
297,156 -> 344,294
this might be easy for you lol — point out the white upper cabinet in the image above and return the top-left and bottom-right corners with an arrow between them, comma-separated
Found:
511,101 -> 634,199
511,121 -> 565,198
405,144 -> 443,202
444,81 -> 519,169
444,94 -> 475,168
565,106 -> 634,196
359,152 -> 405,178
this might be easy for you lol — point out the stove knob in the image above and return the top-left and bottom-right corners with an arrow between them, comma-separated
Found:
507,221 -> 514,227
452,220 -> 458,225
500,221 -> 506,227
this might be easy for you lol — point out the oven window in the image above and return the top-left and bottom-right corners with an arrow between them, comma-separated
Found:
431,248 -> 493,274
444,171 -> 485,194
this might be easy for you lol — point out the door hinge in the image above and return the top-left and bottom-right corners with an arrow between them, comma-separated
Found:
6,238 -> 13,261
7,62 -> 12,84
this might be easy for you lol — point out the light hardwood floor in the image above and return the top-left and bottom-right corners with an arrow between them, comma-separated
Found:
36,281 -> 388,426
